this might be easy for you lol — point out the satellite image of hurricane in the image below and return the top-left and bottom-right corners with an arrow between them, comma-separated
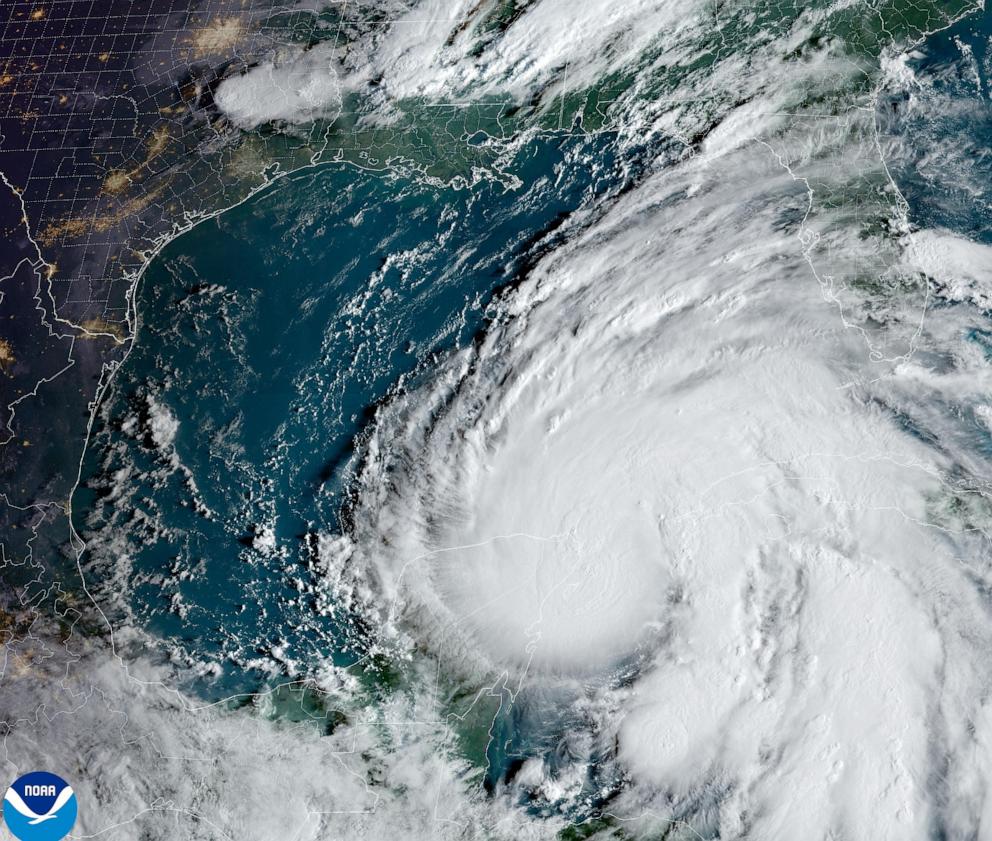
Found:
3,0 -> 992,838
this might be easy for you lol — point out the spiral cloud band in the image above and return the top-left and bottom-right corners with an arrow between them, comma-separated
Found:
6,0 -> 992,839
335,129 -> 992,839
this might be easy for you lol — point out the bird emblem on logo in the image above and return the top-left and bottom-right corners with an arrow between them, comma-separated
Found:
2,772 -> 78,841
4,785 -> 75,824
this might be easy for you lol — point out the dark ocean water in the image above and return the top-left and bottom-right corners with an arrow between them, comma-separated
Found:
67,5 -> 992,814
74,131 -> 628,697
884,6 -> 992,243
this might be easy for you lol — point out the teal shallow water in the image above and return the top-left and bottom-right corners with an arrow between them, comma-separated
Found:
69,5 -> 992,814
74,0 -> 992,701
74,131 -> 630,698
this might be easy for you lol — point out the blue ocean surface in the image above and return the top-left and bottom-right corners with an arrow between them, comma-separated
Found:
883,6 -> 992,242
53,4 -> 992,829
74,131 -> 629,699
68,4 -> 992,810
880,5 -> 992,465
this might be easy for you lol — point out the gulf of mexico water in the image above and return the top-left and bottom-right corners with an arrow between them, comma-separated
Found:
58,3 -> 992,830
73,131 -> 632,699
70,0 -> 992,767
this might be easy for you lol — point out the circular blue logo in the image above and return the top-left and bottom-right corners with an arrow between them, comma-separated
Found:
3,772 -> 77,841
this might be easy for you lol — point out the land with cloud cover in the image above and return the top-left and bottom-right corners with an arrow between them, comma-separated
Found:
6,0 -> 992,839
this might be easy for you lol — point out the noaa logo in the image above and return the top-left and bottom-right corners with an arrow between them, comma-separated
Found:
2,772 -> 77,841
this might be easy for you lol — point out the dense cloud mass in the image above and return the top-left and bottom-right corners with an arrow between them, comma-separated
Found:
335,134 -> 992,838
215,42 -> 343,129
9,0 -> 992,838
